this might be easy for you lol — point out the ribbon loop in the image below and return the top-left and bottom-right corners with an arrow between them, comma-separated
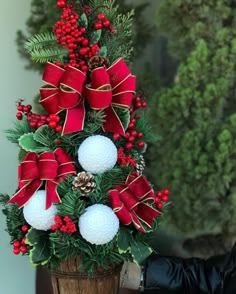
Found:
109,175 -> 161,232
9,148 -> 76,209
85,59 -> 136,135
40,62 -> 86,135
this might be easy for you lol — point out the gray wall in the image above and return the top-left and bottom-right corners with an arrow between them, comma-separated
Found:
0,1 -> 41,293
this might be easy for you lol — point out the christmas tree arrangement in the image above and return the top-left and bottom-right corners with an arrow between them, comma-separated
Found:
1,1 -> 169,293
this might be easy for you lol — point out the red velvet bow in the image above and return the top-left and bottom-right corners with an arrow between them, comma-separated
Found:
109,175 -> 161,232
8,148 -> 76,209
85,59 -> 136,135
40,63 -> 86,135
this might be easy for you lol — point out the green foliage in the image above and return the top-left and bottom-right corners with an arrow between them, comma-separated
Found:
19,133 -> 49,152
27,229 -> 51,265
30,47 -> 67,64
0,194 -> 27,242
6,116 -> 32,144
149,36 -> 236,237
25,32 -> 57,53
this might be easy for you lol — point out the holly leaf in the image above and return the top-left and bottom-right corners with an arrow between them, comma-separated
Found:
26,229 -> 51,266
97,46 -> 107,58
79,13 -> 88,28
90,30 -> 102,45
114,108 -> 130,131
117,227 -> 132,253
130,240 -> 153,265
19,133 -> 49,152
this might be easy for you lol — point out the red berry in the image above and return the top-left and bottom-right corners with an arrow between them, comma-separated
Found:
17,105 -> 23,111
57,0 -> 65,8
132,171 -> 138,177
135,97 -> 141,102
97,13 -> 106,21
49,121 -> 57,129
55,125 -> 63,133
162,195 -> 169,202
23,106 -> 29,113
16,112 -> 23,120
80,27 -> 86,34
110,28 -> 116,34
128,136 -> 135,143
157,202 -> 163,209
137,141 -> 145,148
82,38 -> 89,46
156,191 -> 162,198
55,139 -> 62,144
142,102 -> 147,108
130,130 -> 137,137
81,65 -> 88,72
30,121 -> 37,128
13,240 -> 21,248
131,118 -> 136,124
163,189 -> 170,195
94,22 -> 103,30
135,102 -> 142,109
113,133 -> 120,141
103,20 -> 111,28
13,247 -> 21,255
21,225 -> 29,232
27,105 -> 32,111
137,132 -> 143,139
21,237 -> 27,245
21,246 -> 28,254
79,47 -> 88,56
155,197 -> 160,204
128,123 -> 135,130
125,142 -> 133,150
50,114 -> 60,122
124,132 -> 130,139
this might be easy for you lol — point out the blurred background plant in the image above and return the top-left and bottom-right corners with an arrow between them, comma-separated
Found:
148,0 -> 236,257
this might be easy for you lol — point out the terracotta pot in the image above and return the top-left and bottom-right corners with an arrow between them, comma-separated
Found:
51,257 -> 122,294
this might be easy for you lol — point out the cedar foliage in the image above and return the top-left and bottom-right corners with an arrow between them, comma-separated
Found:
149,0 -> 236,237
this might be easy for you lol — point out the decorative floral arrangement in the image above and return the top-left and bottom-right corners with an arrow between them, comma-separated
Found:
1,0 -> 169,274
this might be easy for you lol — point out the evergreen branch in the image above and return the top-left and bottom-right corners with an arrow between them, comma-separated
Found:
5,116 -> 32,144
56,190 -> 86,220
25,32 -> 57,52
30,47 -> 67,63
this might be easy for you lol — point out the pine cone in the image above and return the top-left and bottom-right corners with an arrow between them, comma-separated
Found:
88,56 -> 110,71
136,155 -> 146,175
72,172 -> 96,196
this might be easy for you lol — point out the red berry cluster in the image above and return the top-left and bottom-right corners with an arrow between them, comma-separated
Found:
54,1 -> 100,71
16,102 -> 63,132
113,115 -> 145,150
13,237 -> 28,255
155,189 -> 170,210
117,147 -> 136,167
129,96 -> 147,114
94,13 -> 115,33
51,215 -> 77,233
47,114 -> 62,132
13,225 -> 30,255
16,102 -> 32,120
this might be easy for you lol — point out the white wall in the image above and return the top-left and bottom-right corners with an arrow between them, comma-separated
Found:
0,1 -> 41,293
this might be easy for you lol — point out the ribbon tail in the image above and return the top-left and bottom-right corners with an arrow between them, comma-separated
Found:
62,100 -> 85,135
102,106 -> 125,135
131,213 -> 146,233
136,203 -> 161,228
45,181 -> 61,209
8,179 -> 42,208
109,190 -> 132,225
